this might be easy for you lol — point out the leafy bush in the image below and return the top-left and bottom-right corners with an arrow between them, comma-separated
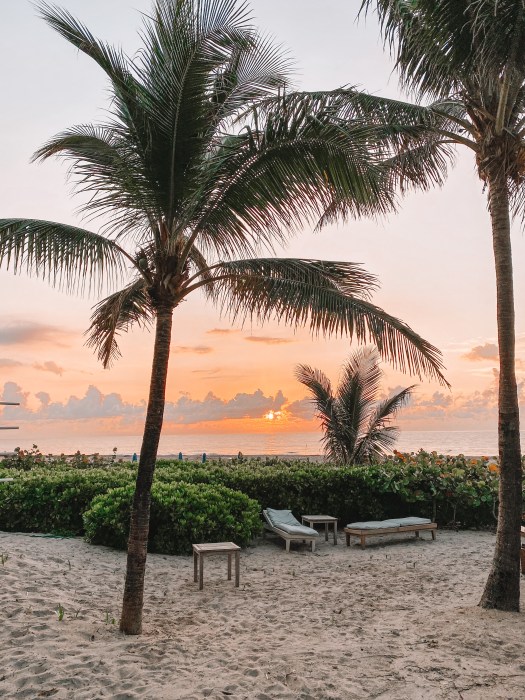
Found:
0,450 -> 515,541
0,468 -> 135,535
155,452 -> 510,528
83,482 -> 261,554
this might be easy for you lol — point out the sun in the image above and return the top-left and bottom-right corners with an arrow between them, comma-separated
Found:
264,410 -> 283,421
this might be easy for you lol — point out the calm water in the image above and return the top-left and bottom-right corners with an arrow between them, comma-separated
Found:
0,430 -> 520,457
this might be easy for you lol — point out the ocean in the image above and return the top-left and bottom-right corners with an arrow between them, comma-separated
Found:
0,430 -> 519,458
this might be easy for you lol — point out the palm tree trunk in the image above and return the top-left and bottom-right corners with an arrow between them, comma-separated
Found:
120,305 -> 173,634
479,163 -> 522,612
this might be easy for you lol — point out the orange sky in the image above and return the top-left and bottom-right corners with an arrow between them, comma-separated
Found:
1,0 -> 525,445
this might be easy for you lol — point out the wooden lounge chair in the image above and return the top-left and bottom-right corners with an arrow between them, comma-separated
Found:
262,508 -> 318,552
344,517 -> 437,548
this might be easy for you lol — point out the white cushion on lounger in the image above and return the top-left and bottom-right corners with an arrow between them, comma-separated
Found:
265,508 -> 300,528
275,523 -> 318,536
346,517 -> 431,529
395,517 -> 431,526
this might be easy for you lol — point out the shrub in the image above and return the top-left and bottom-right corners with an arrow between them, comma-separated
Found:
0,451 -> 515,540
83,482 -> 261,554
155,452 -> 509,528
0,468 -> 135,535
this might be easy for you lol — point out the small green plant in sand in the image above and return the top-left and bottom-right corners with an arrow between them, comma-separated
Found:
105,611 -> 116,625
55,604 -> 65,622
0,552 -> 8,565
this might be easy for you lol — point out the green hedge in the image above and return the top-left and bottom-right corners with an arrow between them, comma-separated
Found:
0,451 -> 514,541
0,467 -> 134,535
83,482 -> 261,554
153,453 -> 505,528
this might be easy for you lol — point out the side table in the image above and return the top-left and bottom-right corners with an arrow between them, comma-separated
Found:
192,542 -> 240,590
301,515 -> 338,545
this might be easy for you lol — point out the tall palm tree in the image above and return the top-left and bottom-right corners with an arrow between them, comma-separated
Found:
355,0 -> 525,611
0,0 -> 447,634
296,347 -> 414,464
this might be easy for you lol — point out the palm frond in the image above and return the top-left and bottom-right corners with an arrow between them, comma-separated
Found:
85,278 -> 153,367
37,2 -> 138,92
360,0 -> 475,100
136,0 -> 259,224
184,93 -> 396,260
209,32 -> 293,121
295,364 -> 347,463
355,384 -> 415,462
0,219 -> 127,295
197,257 -> 448,384
337,347 -> 382,442
32,125 -> 162,240
353,424 -> 399,464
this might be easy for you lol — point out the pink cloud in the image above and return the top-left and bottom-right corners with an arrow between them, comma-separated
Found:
33,361 -> 64,376
245,336 -> 293,345
463,343 -> 498,362
172,346 -> 213,355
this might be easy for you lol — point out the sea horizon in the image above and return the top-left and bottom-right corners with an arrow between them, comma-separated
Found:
0,429 -> 519,458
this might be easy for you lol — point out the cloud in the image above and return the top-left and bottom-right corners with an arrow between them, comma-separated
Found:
206,328 -> 240,335
0,358 -> 23,369
0,322 -> 71,347
412,391 -> 452,408
0,382 -> 30,408
172,345 -> 213,355
463,342 -> 499,362
33,361 -> 64,376
244,336 -> 293,345
0,383 -> 287,426
164,389 -> 287,424
286,397 -> 316,420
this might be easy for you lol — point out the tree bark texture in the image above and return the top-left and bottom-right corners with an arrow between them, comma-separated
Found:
120,307 -> 173,634
479,163 -> 522,612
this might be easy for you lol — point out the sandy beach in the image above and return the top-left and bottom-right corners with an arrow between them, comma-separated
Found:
1,528 -> 524,699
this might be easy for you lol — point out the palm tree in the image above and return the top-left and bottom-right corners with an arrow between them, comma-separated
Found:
355,0 -> 525,611
0,0 -> 447,635
296,347 -> 414,464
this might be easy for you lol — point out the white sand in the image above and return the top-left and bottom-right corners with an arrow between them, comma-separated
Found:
1,528 -> 524,699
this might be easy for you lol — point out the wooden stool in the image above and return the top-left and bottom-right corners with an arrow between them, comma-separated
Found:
192,542 -> 240,590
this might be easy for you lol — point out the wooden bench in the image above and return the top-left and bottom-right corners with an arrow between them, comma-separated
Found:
344,520 -> 437,549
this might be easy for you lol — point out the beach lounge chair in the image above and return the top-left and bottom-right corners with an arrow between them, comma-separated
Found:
344,517 -> 437,548
262,508 -> 319,552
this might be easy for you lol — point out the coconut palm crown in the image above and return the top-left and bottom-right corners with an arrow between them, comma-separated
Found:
0,0 -> 448,634
356,0 -> 525,611
296,347 -> 415,465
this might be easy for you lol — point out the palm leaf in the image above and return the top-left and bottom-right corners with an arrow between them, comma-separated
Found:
337,348 -> 382,449
33,125 -> 162,240
85,278 -> 153,367
0,219 -> 127,295
354,384 -> 415,462
194,257 -> 448,384
294,364 -> 346,462
182,93 -> 395,261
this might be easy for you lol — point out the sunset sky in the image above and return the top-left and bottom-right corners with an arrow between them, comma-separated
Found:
1,0 -> 525,445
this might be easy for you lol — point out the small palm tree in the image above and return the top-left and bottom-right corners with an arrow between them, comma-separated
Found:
355,0 -> 525,612
296,347 -> 414,464
0,0 -> 447,634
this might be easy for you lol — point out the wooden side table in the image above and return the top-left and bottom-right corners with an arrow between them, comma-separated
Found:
192,542 -> 240,590
301,515 -> 338,545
